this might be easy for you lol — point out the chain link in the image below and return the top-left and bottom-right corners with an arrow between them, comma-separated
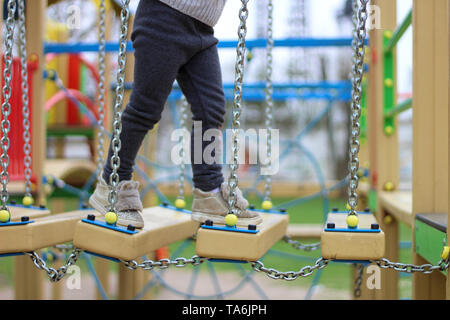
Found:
0,0 -> 17,209
17,0 -> 32,198
283,235 -> 321,252
96,0 -> 107,182
108,0 -> 131,212
372,257 -> 449,274
120,255 -> 206,271
347,0 -> 369,217
251,257 -> 329,281
263,0 -> 274,201
26,248 -> 82,282
178,96 -> 189,200
227,0 -> 249,216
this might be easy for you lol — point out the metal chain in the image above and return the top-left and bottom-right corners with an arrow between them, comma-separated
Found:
0,0 -> 17,209
353,263 -> 364,298
121,255 -> 329,282
251,257 -> 329,281
108,0 -> 131,212
347,0 -> 369,217
227,0 -> 249,216
121,255 -> 206,271
263,0 -> 274,201
18,0 -> 32,198
177,96 -> 188,200
283,235 -> 321,252
26,248 -> 82,282
372,257 -> 449,274
96,0 -> 107,182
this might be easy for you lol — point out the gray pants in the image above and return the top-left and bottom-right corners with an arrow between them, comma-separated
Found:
104,0 -> 226,191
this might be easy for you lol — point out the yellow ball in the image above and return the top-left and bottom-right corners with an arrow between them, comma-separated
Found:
22,196 -> 34,206
174,198 -> 186,209
346,215 -> 359,228
225,214 -> 238,227
384,126 -> 394,136
0,209 -> 10,223
441,246 -> 449,260
261,200 -> 273,211
384,181 -> 395,191
105,211 -> 118,225
384,78 -> 393,88
384,215 -> 393,225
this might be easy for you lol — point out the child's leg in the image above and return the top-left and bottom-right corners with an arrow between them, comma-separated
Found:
102,0 -> 198,184
176,43 -> 226,192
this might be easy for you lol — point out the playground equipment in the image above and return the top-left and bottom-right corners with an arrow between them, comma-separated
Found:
0,0 -> 449,300
357,0 -> 450,299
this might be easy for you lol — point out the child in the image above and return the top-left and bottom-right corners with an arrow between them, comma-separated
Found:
89,0 -> 262,229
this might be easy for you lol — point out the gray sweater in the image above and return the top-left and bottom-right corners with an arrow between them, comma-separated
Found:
158,0 -> 227,27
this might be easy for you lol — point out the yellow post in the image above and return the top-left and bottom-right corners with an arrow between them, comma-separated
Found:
411,0 -> 448,300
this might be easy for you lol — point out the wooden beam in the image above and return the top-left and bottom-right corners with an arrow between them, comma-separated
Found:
447,0 -> 450,301
196,213 -> 288,261
368,0 -> 398,300
73,206 -> 199,260
321,212 -> 385,260
412,0 -> 448,300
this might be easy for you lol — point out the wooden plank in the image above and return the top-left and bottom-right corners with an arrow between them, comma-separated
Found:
44,159 -> 96,182
9,205 -> 50,221
0,210 -> 97,254
73,206 -> 199,260
286,223 -> 322,239
378,191 -> 412,226
195,213 -> 288,261
321,212 -> 385,260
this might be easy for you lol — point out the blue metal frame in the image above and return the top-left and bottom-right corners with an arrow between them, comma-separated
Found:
0,220 -> 34,227
324,210 -> 381,233
248,208 -> 288,215
201,224 -> 259,234
44,37 -> 367,54
81,219 -> 138,235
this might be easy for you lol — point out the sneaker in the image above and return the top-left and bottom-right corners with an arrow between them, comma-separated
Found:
191,182 -> 262,226
89,176 -> 145,229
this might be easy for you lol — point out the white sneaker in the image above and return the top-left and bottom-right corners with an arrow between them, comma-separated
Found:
89,176 -> 145,229
191,182 -> 263,227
